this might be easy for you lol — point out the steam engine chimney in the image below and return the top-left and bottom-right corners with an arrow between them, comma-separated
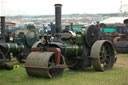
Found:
0,16 -> 5,39
55,4 -> 62,33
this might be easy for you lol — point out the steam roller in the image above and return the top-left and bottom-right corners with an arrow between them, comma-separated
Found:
0,16 -> 40,63
25,4 -> 116,78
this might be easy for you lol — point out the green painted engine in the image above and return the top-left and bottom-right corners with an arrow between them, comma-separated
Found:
0,22 -> 39,63
24,4 -> 116,78
12,28 -> 39,63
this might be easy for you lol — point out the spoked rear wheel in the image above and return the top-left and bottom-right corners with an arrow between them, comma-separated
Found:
91,40 -> 116,71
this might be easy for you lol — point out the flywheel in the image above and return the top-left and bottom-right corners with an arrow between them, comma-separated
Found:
84,25 -> 99,47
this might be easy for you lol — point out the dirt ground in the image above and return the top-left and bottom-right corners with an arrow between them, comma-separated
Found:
115,54 -> 128,68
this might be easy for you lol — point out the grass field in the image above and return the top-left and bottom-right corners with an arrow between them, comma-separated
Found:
0,54 -> 128,85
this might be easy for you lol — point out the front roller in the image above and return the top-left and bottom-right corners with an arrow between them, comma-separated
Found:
91,40 -> 116,71
25,52 -> 65,78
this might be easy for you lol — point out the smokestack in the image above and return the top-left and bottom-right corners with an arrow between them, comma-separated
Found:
70,22 -> 73,31
0,16 -> 5,39
55,4 -> 62,33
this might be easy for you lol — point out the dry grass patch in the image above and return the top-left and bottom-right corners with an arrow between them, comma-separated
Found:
115,54 -> 128,68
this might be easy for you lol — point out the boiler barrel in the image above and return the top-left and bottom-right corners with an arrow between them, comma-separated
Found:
0,43 -> 24,53
63,43 -> 84,57
7,43 -> 24,53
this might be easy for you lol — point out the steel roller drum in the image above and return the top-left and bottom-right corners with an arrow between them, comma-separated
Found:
115,40 -> 128,53
25,52 -> 65,78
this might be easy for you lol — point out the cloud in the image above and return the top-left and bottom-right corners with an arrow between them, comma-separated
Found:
0,0 -> 126,16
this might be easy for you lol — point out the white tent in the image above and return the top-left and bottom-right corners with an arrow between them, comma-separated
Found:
100,17 -> 128,24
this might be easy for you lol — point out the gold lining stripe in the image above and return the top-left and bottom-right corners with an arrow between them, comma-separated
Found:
16,44 -> 18,52
55,4 -> 62,7
76,45 -> 78,56
22,45 -> 24,49
7,43 -> 10,52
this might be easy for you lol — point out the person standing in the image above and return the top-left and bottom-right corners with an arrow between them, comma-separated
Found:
124,19 -> 128,26
123,19 -> 128,36
96,21 -> 105,40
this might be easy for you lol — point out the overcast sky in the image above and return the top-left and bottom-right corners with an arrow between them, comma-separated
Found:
0,0 -> 128,16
